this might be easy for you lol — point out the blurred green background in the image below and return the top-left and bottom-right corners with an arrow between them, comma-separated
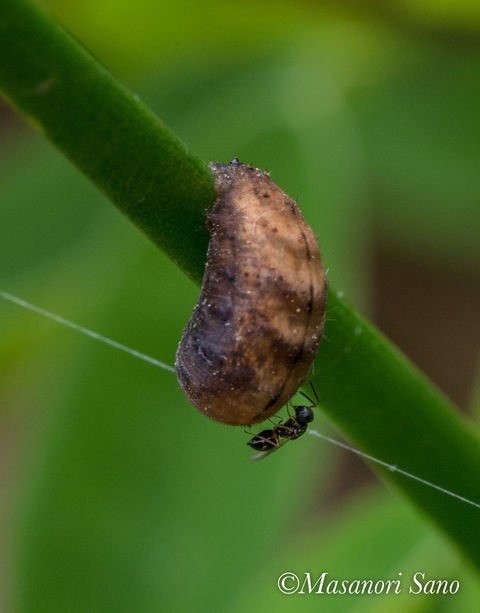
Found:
1,1 -> 479,611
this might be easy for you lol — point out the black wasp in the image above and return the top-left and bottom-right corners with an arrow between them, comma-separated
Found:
247,385 -> 318,461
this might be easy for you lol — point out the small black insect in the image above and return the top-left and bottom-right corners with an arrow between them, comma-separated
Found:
247,386 -> 318,461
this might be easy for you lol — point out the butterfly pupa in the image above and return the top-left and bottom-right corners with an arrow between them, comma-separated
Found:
175,159 -> 327,426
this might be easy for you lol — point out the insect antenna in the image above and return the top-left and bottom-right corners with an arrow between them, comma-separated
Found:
299,381 -> 320,406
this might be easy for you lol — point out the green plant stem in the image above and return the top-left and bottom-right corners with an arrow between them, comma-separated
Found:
316,291 -> 480,568
0,0 -> 214,281
1,0 -> 479,568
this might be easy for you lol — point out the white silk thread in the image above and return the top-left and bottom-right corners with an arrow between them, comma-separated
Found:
1,289 -> 478,511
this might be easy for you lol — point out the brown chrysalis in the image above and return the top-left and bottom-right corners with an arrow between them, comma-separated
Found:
175,159 -> 327,426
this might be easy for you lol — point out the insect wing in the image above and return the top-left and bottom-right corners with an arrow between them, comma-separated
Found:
249,437 -> 290,462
